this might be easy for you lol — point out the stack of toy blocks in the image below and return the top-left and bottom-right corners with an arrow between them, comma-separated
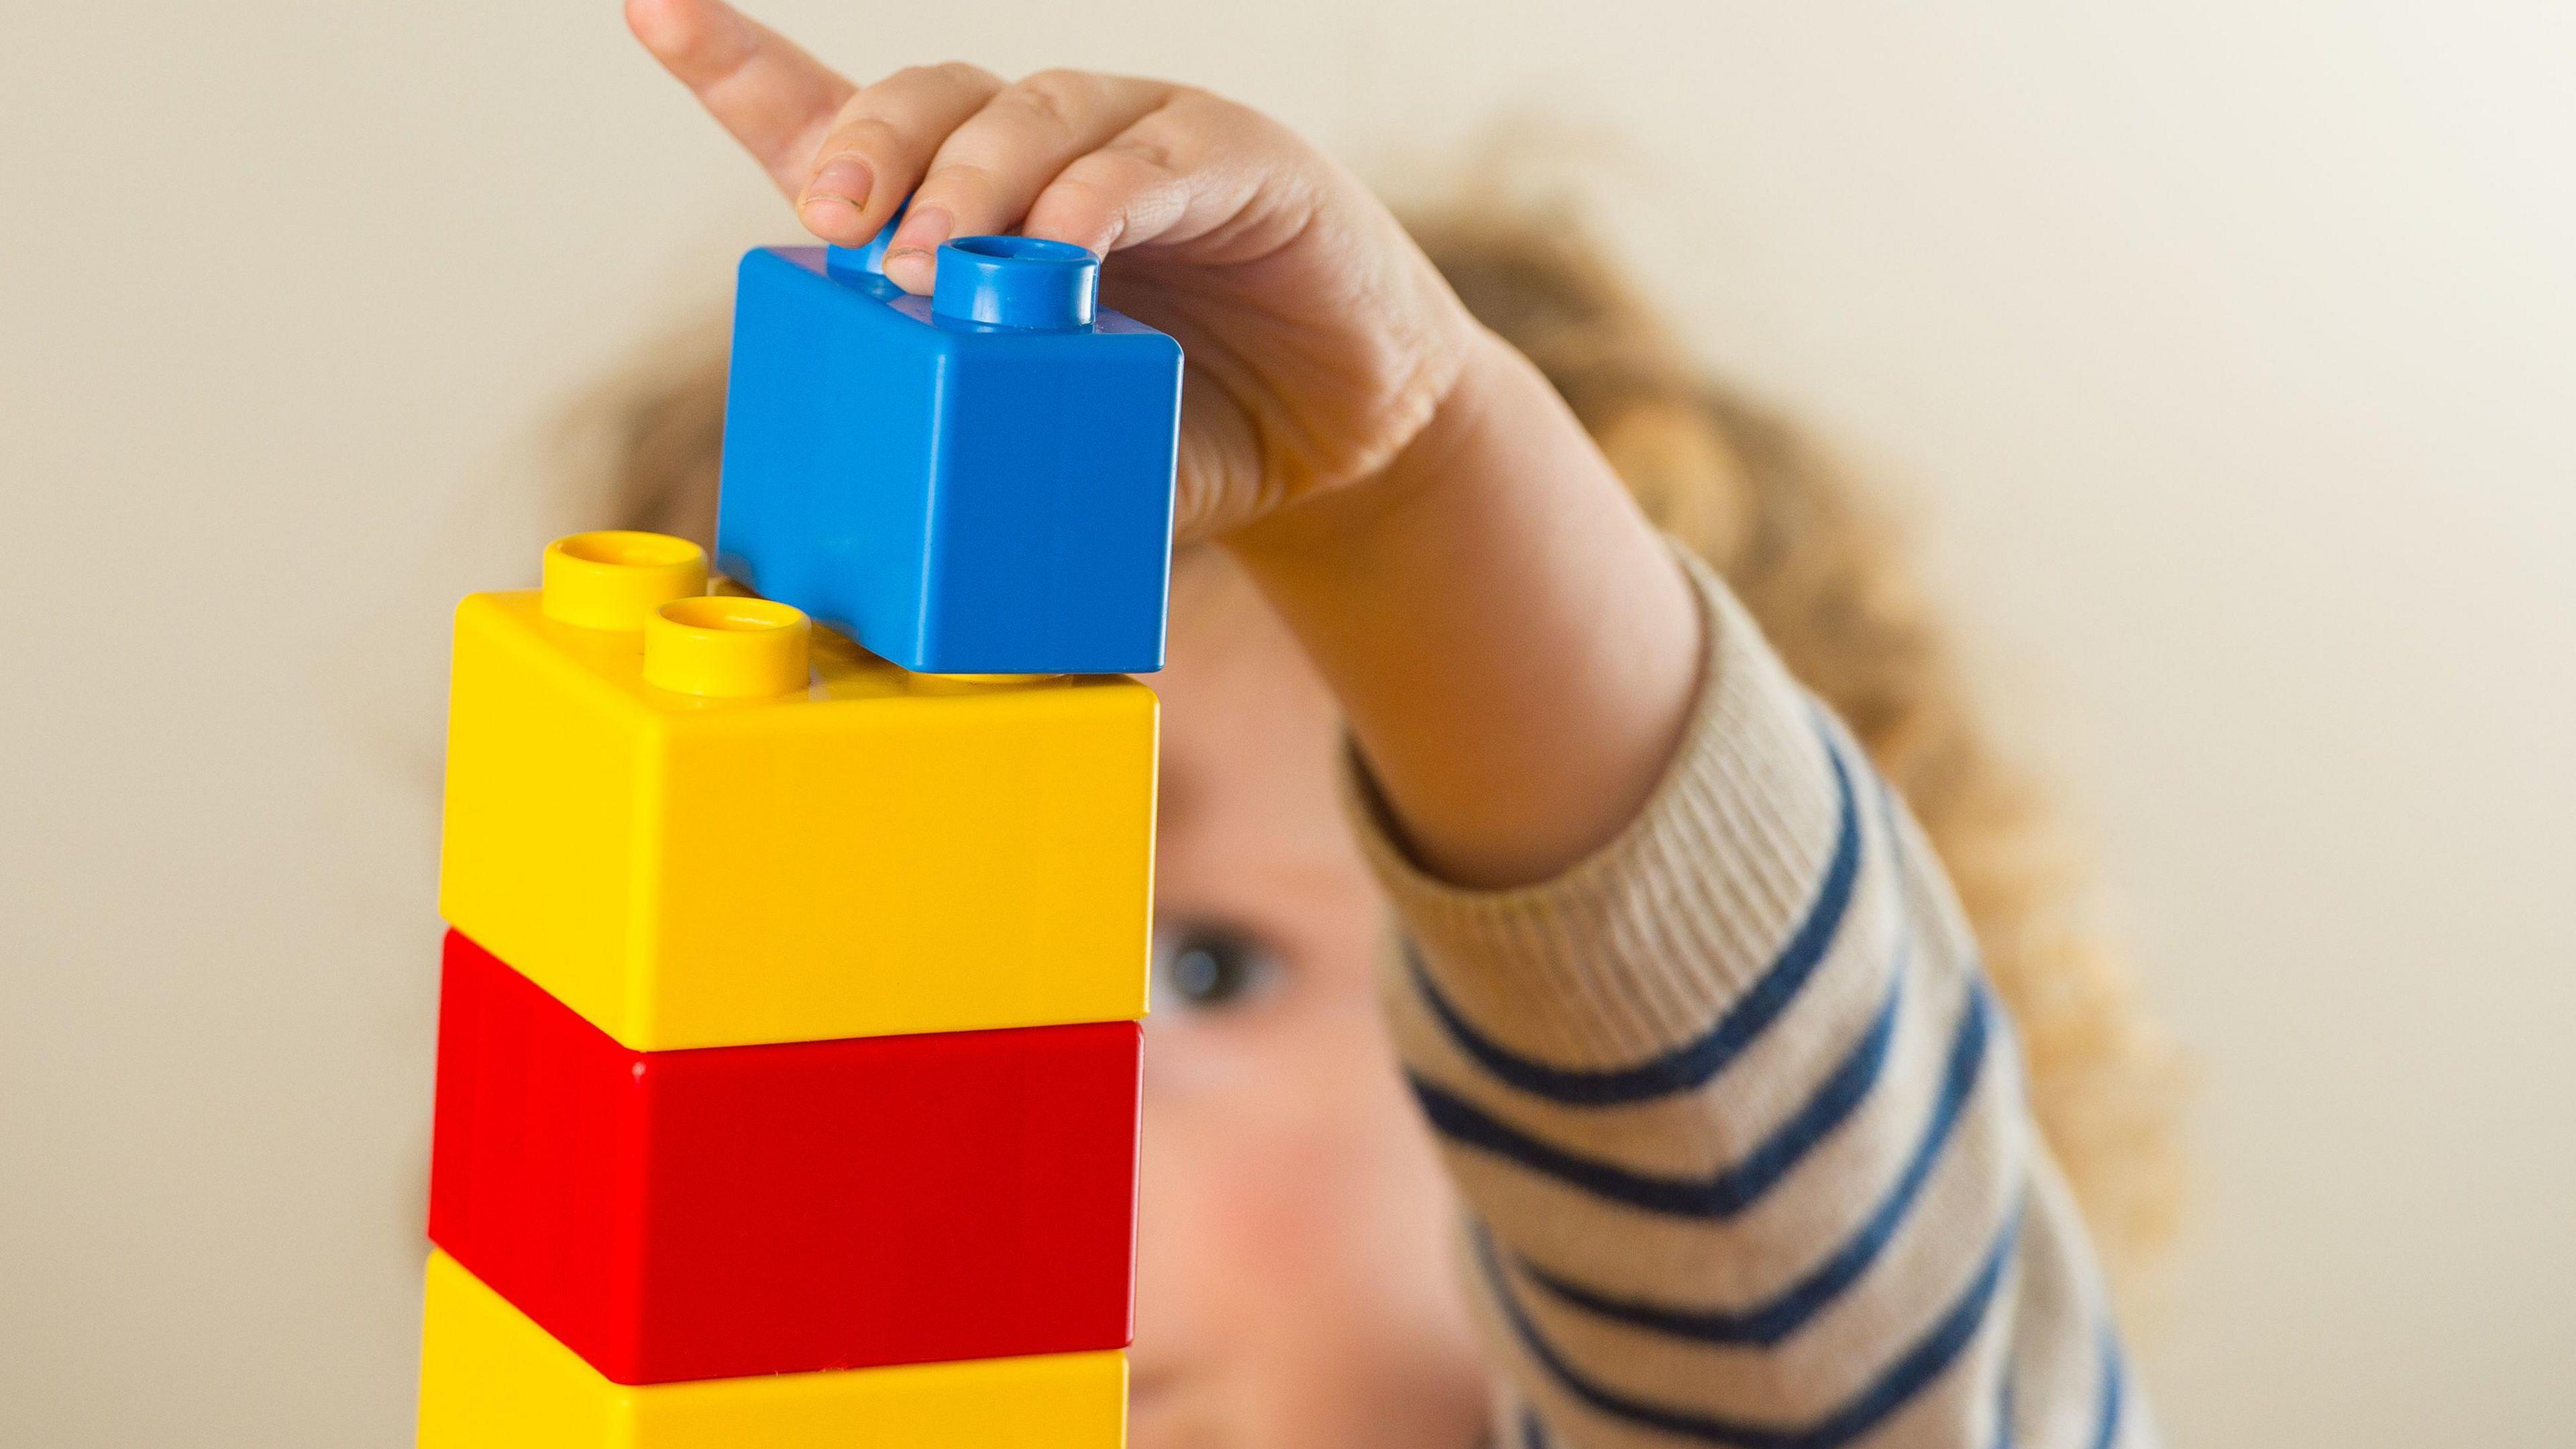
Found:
416,221 -> 1183,1446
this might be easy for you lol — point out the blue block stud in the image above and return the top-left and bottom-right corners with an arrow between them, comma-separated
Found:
715,223 -> 1183,675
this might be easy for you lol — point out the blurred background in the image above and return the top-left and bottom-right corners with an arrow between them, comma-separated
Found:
4,1 -> 2571,1444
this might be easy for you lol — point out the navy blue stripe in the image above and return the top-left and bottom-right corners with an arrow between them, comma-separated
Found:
1513,975 -> 1996,1333
1405,724 -> 1865,1106
1410,956 -> 1931,1220
1521,1407 -> 1552,1449
1992,1373 -> 2016,1449
2088,1328 -> 2125,1449
1477,1201 -> 2026,1449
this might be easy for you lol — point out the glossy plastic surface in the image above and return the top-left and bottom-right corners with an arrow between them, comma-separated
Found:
428,931 -> 1141,1385
641,594 -> 812,698
417,1250 -> 1130,1448
543,533 -> 709,630
437,580 -> 1156,1051
714,243 -> 1181,674
931,235 -> 1099,328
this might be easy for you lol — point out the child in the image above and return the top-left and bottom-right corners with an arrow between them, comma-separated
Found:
593,3 -> 2186,1444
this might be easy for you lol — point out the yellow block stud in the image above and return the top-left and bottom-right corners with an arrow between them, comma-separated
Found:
416,1251 -> 1128,1449
439,534 -> 1157,1050
643,596 -> 812,698
542,532 -> 710,631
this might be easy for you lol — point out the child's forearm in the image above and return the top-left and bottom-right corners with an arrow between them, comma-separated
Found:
1227,328 -> 1703,889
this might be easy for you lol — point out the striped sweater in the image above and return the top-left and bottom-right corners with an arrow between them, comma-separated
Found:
1347,553 -> 2150,1449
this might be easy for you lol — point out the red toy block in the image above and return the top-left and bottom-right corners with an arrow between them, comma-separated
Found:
427,929 -> 1140,1385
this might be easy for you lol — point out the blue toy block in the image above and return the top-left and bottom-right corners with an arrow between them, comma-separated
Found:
714,228 -> 1183,675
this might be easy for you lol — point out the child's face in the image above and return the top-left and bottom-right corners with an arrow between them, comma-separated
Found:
1132,551 -> 1492,1449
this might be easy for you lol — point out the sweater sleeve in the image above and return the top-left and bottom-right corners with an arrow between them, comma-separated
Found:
1344,549 -> 2153,1449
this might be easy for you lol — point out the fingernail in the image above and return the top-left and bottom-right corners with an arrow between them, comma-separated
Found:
797,159 -> 874,241
803,157 -> 872,210
884,204 -> 953,270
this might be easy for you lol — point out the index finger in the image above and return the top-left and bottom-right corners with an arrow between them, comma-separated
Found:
626,0 -> 855,195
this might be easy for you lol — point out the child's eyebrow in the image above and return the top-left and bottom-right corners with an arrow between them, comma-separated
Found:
1154,751 -> 1200,833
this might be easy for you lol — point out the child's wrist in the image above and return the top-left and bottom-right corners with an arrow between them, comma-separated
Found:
1225,326 -> 1538,580
1221,323 -> 1703,886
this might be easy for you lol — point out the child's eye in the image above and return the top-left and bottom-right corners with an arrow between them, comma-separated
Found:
1149,919 -> 1279,1015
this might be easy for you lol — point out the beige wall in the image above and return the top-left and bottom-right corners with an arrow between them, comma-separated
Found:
5,2 -> 2570,1444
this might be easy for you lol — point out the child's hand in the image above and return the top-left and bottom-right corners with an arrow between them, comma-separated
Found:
629,1 -> 1700,888
631,0 -> 1701,889
627,0 -> 1480,539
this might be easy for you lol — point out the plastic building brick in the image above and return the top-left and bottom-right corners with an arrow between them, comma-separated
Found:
714,231 -> 1183,675
417,1250 -> 1130,1449
428,930 -> 1140,1384
437,531 -> 1157,1051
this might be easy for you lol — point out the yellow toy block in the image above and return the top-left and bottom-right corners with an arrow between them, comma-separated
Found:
439,533 -> 1156,1051
416,1250 -> 1128,1448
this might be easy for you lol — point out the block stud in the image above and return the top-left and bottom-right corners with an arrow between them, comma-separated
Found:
644,596 -> 812,698
931,236 -> 1099,329
825,199 -> 909,281
541,531 -> 709,631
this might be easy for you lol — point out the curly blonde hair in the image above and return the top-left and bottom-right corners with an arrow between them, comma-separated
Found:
561,206 -> 2188,1298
